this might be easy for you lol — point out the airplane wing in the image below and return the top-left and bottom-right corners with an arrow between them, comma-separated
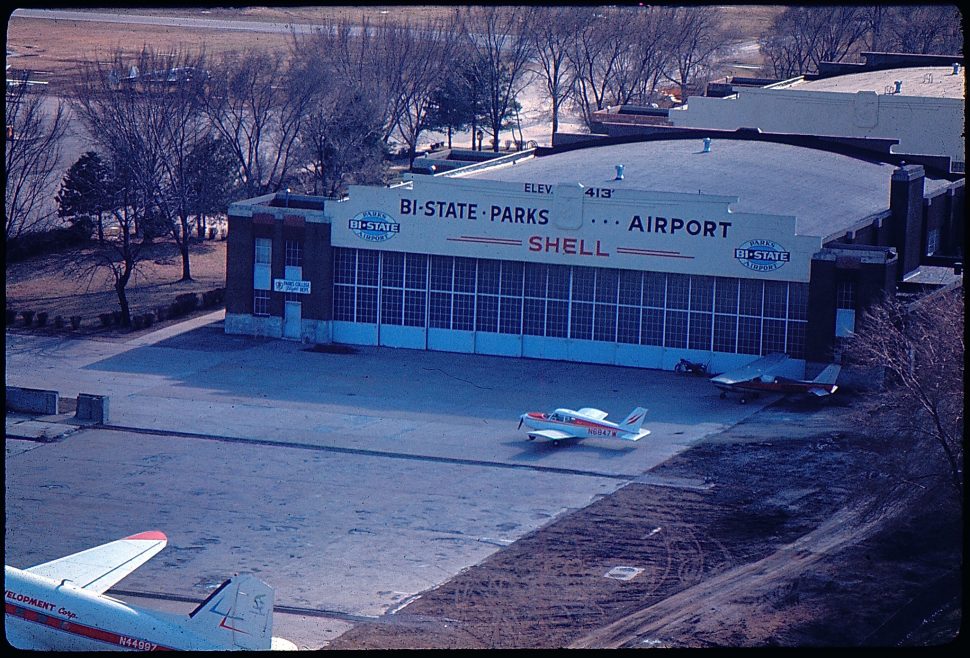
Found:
711,352 -> 789,385
25,531 -> 168,594
528,428 -> 576,440
576,408 -> 609,421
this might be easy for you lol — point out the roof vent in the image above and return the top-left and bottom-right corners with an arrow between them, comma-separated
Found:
702,137 -> 712,153
614,164 -> 624,180
953,63 -> 961,75
894,80 -> 902,93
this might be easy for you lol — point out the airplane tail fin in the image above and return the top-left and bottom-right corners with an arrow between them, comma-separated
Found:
185,574 -> 274,650
618,407 -> 648,432
812,364 -> 842,385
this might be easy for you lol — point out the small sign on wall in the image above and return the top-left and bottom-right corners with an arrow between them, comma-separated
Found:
273,279 -> 311,294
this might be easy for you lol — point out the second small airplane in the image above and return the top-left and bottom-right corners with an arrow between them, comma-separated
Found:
518,407 -> 650,444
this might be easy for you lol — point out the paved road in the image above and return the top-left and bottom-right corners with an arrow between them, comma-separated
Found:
11,8 -> 327,35
5,314 -> 773,648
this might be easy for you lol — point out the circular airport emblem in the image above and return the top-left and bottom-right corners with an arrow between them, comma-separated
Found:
349,210 -> 400,242
734,239 -> 790,272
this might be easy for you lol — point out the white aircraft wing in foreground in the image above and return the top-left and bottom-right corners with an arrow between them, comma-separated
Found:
518,407 -> 650,444
5,531 -> 296,651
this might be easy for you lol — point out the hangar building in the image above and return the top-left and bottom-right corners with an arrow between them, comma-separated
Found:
224,130 -> 963,375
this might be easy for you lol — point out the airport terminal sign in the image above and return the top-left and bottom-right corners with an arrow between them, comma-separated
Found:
333,177 -> 820,282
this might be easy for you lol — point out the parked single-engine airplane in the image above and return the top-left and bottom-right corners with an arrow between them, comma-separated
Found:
518,407 -> 650,444
4,530 -> 296,651
710,352 -> 841,403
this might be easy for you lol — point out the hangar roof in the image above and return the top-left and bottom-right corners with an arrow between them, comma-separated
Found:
458,138 -> 953,240
779,66 -> 965,99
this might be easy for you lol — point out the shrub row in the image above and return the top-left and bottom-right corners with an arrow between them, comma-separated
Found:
7,287 -> 225,333
7,308 -> 83,329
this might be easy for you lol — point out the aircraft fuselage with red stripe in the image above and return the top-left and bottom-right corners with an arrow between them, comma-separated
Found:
518,407 -> 649,443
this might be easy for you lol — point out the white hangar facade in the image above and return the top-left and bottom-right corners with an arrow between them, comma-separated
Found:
224,131 -> 964,376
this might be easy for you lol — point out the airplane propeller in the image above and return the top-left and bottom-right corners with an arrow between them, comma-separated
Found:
517,418 -> 523,430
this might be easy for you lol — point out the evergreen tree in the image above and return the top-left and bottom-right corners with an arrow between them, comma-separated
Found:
186,135 -> 238,238
56,151 -> 113,244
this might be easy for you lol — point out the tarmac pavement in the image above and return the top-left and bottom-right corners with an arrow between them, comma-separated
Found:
5,312 -> 774,649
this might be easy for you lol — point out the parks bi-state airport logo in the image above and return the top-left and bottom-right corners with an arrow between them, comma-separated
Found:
734,239 -> 790,272
349,210 -> 400,242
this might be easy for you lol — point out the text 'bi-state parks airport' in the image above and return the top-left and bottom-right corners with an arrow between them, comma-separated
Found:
224,52 -> 963,379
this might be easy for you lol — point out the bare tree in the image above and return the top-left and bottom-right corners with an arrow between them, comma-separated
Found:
661,6 -> 728,101
760,6 -> 870,79
848,285 -> 964,508
462,6 -> 535,151
528,6 -> 578,141
611,6 -> 678,106
883,5 -> 964,55
4,73 -> 68,239
565,8 -> 630,130
204,48 -> 311,197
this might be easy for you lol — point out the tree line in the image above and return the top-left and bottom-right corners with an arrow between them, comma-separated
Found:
5,5 -> 961,326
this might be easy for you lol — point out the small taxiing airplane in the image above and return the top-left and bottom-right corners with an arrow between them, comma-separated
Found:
4,530 -> 296,651
710,352 -> 841,403
518,407 -> 650,444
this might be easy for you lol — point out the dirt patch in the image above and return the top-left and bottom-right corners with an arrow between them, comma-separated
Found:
325,399 -> 962,649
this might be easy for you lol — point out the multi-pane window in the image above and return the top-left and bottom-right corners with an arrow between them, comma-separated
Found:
331,247 -> 809,359
254,238 -> 271,265
836,281 -> 855,309
253,289 -> 270,316
284,240 -> 303,267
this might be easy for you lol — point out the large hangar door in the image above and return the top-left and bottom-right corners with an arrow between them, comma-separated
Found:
472,259 -> 523,358
427,255 -> 475,353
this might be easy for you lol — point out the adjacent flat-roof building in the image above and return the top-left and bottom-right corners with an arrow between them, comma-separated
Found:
225,127 -> 963,375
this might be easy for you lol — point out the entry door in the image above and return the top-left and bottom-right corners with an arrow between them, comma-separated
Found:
283,301 -> 302,339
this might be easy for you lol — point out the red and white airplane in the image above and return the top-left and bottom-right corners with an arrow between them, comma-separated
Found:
518,407 -> 650,444
4,530 -> 296,651
710,352 -> 841,404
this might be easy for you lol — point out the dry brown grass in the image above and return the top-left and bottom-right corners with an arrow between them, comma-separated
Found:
5,238 -> 227,336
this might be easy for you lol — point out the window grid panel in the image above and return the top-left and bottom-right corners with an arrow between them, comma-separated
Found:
404,289 -> 426,327
454,258 -> 477,293
762,318 -> 787,353
688,312 -> 713,350
788,283 -> 808,320
499,297 -> 523,334
713,314 -> 738,353
357,286 -> 378,323
477,260 -> 500,295
523,298 -> 546,336
664,309 -> 688,348
453,294 -> 475,331
430,255 -> 454,291
593,302 -> 617,342
571,267 -> 595,302
358,249 -> 380,287
500,261 -> 524,297
643,271 -> 666,308
381,288 -> 403,326
404,253 -> 428,290
714,277 -> 739,314
333,248 -> 356,285
594,269 -> 618,303
737,315 -> 762,355
524,263 -> 547,298
618,270 -> 642,306
382,251 -> 404,288
570,301 -> 593,340
617,305 -> 641,344
787,321 -> 807,359
476,294 -> 498,332
689,275 -> 714,313
738,279 -> 764,316
333,286 -> 354,321
764,280 -> 788,318
429,291 -> 452,329
641,307 -> 664,346
666,274 -> 690,310
546,265 -> 571,300
836,281 -> 855,309
546,300 -> 569,338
